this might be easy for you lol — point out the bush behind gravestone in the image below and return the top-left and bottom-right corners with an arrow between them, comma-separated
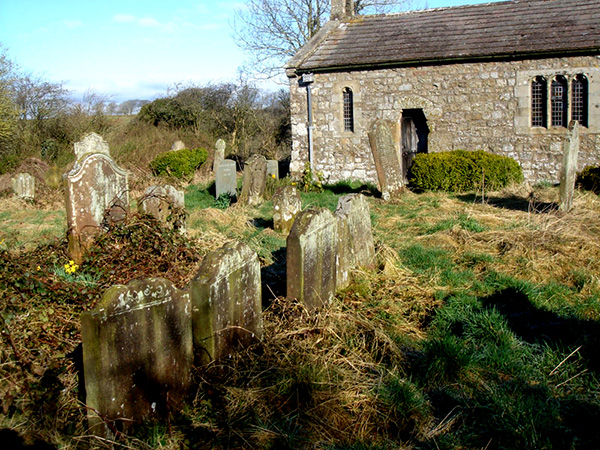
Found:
576,165 -> 600,194
149,147 -> 208,179
408,150 -> 523,192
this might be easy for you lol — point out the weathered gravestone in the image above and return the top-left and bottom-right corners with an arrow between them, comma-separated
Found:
239,154 -> 267,206
559,121 -> 580,213
335,194 -> 376,289
138,184 -> 186,233
11,172 -> 35,200
267,159 -> 279,180
272,185 -> 301,234
368,119 -> 404,200
171,140 -> 186,151
190,241 -> 263,365
81,278 -> 192,437
65,134 -> 128,263
213,139 -> 226,173
287,207 -> 338,310
215,159 -> 237,199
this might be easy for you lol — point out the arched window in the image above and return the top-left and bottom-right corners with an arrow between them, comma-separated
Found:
571,74 -> 588,127
551,76 -> 568,127
531,76 -> 547,127
343,87 -> 354,132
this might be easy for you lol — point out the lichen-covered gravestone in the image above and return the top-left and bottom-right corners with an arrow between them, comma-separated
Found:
559,120 -> 580,213
215,159 -> 237,199
335,194 -> 376,289
272,185 -> 301,234
81,278 -> 192,437
287,207 -> 338,310
190,241 -> 263,365
213,139 -> 226,173
65,133 -> 129,263
138,184 -> 186,233
368,119 -> 404,200
239,154 -> 267,206
11,172 -> 35,200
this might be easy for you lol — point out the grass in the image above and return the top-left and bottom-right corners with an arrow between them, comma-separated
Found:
1,181 -> 600,449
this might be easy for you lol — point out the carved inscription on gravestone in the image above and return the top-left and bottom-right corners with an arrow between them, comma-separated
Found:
368,119 -> 404,200
215,159 -> 237,199
239,154 -> 267,206
190,241 -> 263,365
81,278 -> 192,437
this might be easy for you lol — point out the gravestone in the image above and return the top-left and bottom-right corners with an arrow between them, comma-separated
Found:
272,185 -> 301,234
368,119 -> 404,200
190,241 -> 262,365
138,184 -> 186,233
171,140 -> 186,151
213,139 -> 226,173
11,173 -> 35,200
215,159 -> 237,199
335,194 -> 376,289
65,134 -> 129,263
81,278 -> 192,437
239,154 -> 267,206
74,132 -> 110,160
559,121 -> 580,212
267,159 -> 279,180
287,207 -> 338,310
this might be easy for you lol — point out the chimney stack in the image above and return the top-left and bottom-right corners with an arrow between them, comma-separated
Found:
331,0 -> 354,20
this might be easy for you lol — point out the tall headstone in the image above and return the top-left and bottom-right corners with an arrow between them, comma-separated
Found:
559,120 -> 580,213
368,119 -> 404,200
287,207 -> 338,310
65,134 -> 129,263
171,140 -> 186,151
138,184 -> 186,233
272,185 -> 302,234
335,194 -> 376,289
213,139 -> 226,173
81,278 -> 192,437
190,241 -> 262,365
215,159 -> 237,199
239,154 -> 268,206
11,173 -> 35,200
267,159 -> 279,180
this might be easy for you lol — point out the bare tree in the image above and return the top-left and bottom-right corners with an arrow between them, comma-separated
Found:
234,0 -> 408,77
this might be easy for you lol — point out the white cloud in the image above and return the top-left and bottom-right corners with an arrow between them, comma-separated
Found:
138,17 -> 160,27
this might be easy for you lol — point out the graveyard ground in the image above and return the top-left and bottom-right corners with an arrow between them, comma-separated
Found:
1,180 -> 600,450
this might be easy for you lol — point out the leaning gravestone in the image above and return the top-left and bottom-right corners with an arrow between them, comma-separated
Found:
190,241 -> 262,365
368,119 -> 404,200
138,184 -> 186,233
559,121 -> 580,213
287,207 -> 338,310
81,278 -> 192,437
272,185 -> 301,234
215,159 -> 237,199
213,139 -> 226,173
65,133 -> 129,263
11,172 -> 35,200
267,159 -> 279,180
335,194 -> 376,289
239,154 -> 268,206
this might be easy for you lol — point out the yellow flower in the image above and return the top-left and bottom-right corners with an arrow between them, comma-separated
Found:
37,265 -> 41,271
291,182 -> 297,186
271,174 -> 276,179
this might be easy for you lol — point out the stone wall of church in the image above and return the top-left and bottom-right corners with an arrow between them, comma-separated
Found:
288,55 -> 600,185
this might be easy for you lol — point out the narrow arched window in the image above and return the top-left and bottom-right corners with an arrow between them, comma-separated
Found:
343,87 -> 354,132
531,76 -> 547,128
551,76 -> 568,127
571,74 -> 588,127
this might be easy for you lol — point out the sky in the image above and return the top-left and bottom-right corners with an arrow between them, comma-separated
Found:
0,0 -> 503,103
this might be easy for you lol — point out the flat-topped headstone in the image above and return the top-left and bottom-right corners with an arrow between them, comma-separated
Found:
190,241 -> 262,365
138,184 -> 186,233
287,207 -> 338,309
215,159 -> 237,199
335,194 -> 376,289
368,119 -> 404,200
239,154 -> 267,206
559,120 -> 580,213
74,132 -> 110,161
267,160 -> 279,180
272,185 -> 301,234
171,140 -> 186,151
213,139 -> 226,173
11,173 -> 35,200
81,278 -> 192,437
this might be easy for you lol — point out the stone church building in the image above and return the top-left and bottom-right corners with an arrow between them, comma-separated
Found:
286,0 -> 600,185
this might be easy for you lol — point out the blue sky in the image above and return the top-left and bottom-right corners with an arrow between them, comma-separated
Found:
0,0 -> 502,103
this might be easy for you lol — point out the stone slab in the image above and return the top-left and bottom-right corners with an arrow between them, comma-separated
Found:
368,119 -> 404,200
239,154 -> 267,206
215,159 -> 237,199
11,172 -> 35,200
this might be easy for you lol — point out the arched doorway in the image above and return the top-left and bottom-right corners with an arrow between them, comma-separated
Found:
401,109 -> 429,181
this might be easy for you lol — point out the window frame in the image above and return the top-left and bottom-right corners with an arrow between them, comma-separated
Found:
342,87 -> 354,133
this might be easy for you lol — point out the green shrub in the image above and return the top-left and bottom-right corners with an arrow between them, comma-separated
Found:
576,165 -> 600,194
149,147 -> 207,179
408,150 -> 523,192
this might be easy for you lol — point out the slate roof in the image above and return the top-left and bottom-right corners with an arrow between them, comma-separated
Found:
286,0 -> 600,73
